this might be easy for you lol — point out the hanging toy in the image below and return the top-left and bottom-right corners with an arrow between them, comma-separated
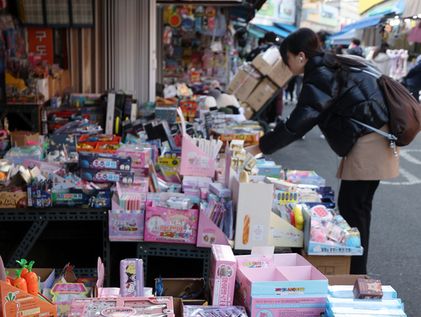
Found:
163,26 -> 173,45
181,16 -> 194,31
163,6 -> 173,24
195,6 -> 204,32
205,6 -> 216,31
169,7 -> 182,28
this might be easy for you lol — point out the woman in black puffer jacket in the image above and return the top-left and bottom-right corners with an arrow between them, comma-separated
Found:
258,28 -> 399,274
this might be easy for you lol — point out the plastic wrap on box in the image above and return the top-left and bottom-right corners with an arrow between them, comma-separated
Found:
109,210 -> 144,242
79,152 -> 132,171
144,201 -> 199,244
69,296 -> 174,317
120,259 -> 144,297
117,145 -> 152,169
80,168 -> 134,184
183,305 -> 247,317
210,245 -> 236,306
51,188 -> 111,208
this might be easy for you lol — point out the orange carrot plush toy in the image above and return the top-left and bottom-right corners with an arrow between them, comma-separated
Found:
16,259 -> 29,277
12,269 -> 28,292
24,261 -> 39,295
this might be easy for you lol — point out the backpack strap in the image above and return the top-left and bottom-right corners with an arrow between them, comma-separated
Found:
350,118 -> 397,141
350,118 -> 398,157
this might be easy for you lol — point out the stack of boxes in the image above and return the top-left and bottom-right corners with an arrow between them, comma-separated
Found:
235,253 -> 328,317
227,46 -> 292,118
326,283 -> 406,316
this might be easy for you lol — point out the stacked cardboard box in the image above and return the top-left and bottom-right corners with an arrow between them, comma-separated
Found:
227,47 -> 292,116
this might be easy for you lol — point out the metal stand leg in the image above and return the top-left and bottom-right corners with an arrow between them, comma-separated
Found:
6,218 -> 48,267
103,211 -> 111,286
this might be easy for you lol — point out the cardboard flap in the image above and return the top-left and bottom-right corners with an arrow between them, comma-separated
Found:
180,134 -> 216,177
96,257 -> 104,289
0,256 -> 5,281
269,212 -> 304,248
196,211 -> 230,248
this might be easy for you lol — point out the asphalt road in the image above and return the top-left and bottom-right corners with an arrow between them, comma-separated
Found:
266,103 -> 421,316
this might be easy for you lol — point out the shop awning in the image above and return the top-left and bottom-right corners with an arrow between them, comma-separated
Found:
403,0 -> 421,18
365,0 -> 404,17
329,29 -> 357,45
251,24 -> 290,39
340,0 -> 404,33
248,26 -> 265,38
341,15 -> 383,33
274,23 -> 297,34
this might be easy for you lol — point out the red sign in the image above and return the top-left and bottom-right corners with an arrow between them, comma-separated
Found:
27,27 -> 54,65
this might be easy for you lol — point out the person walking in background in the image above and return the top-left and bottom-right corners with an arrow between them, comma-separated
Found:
245,31 -> 278,62
367,42 -> 391,75
253,28 -> 399,274
402,55 -> 421,101
285,76 -> 297,104
347,38 -> 364,57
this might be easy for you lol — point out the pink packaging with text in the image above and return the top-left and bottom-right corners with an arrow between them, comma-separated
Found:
210,244 -> 237,306
248,296 -> 326,317
144,201 -> 199,244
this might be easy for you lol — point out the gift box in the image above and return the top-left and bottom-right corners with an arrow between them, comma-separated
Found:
353,277 -> 383,299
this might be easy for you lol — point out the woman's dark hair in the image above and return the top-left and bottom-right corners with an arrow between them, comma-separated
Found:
372,42 -> 390,60
351,38 -> 361,46
280,28 -> 322,66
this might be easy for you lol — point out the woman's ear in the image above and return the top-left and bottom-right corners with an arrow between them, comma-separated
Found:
298,51 -> 307,64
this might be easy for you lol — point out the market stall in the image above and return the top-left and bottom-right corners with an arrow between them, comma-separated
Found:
0,2 -> 409,317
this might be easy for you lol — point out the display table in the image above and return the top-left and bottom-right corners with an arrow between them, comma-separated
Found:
0,207 -> 109,283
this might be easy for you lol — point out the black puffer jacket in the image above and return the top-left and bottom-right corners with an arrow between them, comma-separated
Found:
260,53 -> 389,157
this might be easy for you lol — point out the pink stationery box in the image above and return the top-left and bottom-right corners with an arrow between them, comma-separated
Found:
144,201 -> 199,244
236,253 -> 313,269
248,296 -> 326,317
235,253 -> 328,309
210,244 -> 237,306
117,145 -> 152,169
108,210 -> 144,242
69,296 -> 175,317
196,210 -> 230,248
180,134 -> 216,177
